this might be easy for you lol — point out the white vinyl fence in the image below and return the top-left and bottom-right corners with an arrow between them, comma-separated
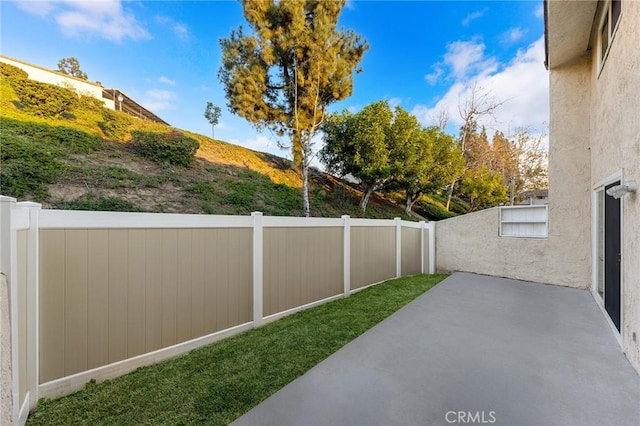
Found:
0,195 -> 435,425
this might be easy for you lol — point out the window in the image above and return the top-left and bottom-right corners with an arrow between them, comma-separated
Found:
598,0 -> 622,71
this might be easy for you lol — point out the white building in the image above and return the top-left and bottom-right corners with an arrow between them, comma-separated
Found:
0,55 -> 168,125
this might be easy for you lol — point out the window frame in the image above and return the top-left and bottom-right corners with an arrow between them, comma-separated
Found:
597,0 -> 623,74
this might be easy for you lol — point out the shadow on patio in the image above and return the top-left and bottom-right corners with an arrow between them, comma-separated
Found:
234,272 -> 640,426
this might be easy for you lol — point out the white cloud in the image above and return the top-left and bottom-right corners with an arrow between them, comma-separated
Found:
216,121 -> 233,131
16,0 -> 149,42
142,89 -> 175,111
172,23 -> 188,40
502,27 -> 527,44
386,97 -> 402,108
412,37 -> 549,138
158,76 -> 176,86
13,0 -> 56,17
425,68 -> 443,85
462,9 -> 487,26
425,39 -> 498,84
156,15 -> 189,40
535,4 -> 544,19
444,39 -> 497,80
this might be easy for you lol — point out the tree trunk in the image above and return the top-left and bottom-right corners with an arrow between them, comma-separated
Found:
211,124 -> 215,140
302,160 -> 310,217
359,186 -> 374,214
405,190 -> 421,215
509,177 -> 515,205
445,179 -> 456,211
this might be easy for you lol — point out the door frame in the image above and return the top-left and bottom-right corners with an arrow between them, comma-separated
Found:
591,170 -> 624,346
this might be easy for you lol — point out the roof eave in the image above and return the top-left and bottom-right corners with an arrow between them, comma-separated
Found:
545,0 -> 598,70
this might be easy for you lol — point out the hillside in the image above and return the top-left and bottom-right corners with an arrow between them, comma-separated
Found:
0,63 -> 459,219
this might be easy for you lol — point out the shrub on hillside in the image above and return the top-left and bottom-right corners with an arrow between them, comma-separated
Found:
414,201 -> 457,221
99,109 -> 133,140
61,193 -> 143,212
131,130 -> 199,167
0,63 -> 28,81
0,134 -> 66,200
0,117 -> 101,153
427,192 -> 469,215
14,79 -> 78,118
76,95 -> 106,113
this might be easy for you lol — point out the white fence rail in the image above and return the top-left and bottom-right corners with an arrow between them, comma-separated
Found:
0,195 -> 435,425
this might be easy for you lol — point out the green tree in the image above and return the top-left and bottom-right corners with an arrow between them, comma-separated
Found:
445,82 -> 504,210
57,57 -> 88,80
489,131 -> 518,204
464,125 -> 490,170
511,127 -> 549,197
219,0 -> 367,217
204,102 -> 222,139
395,127 -> 464,215
321,101 -> 417,214
459,166 -> 508,211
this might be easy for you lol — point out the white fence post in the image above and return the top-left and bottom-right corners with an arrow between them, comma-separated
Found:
419,221 -> 426,274
251,212 -> 264,327
342,215 -> 350,296
17,202 -> 41,410
395,217 -> 401,278
428,221 -> 436,274
0,196 -> 16,426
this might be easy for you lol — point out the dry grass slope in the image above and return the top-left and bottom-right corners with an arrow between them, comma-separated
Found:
0,71 -> 416,219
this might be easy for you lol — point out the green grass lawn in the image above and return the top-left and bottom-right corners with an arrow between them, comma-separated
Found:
27,274 -> 447,425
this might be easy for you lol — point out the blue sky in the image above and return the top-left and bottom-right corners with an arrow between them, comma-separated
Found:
1,0 -> 548,159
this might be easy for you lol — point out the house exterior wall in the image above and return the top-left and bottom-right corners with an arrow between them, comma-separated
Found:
0,55 -> 115,110
546,55 -> 593,287
587,0 -> 640,373
436,55 -> 592,290
439,0 -> 640,374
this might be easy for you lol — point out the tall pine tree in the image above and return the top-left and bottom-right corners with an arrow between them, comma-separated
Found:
219,0 -> 368,216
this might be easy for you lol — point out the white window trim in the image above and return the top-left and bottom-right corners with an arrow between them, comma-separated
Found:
591,170 -> 624,347
597,0 -> 623,76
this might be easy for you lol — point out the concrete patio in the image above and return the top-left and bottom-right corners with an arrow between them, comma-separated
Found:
233,272 -> 640,426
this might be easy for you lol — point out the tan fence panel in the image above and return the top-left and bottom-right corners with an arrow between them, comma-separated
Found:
401,227 -> 421,276
39,228 -> 252,384
87,230 -> 109,371
263,227 -> 343,316
39,230 -> 65,385
17,230 -> 28,404
350,227 -> 396,289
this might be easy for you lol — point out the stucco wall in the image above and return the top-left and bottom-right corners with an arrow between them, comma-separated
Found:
588,0 -> 640,373
545,55 -> 593,287
436,208 -> 553,283
437,56 -> 592,290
